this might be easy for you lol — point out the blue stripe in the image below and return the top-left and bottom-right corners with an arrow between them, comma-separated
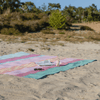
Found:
0,52 -> 45,64
0,55 -> 45,65
0,52 -> 29,60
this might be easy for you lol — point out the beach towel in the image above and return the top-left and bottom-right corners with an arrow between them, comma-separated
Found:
0,52 -> 97,79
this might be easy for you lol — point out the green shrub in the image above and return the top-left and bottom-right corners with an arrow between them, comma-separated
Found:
49,10 -> 66,29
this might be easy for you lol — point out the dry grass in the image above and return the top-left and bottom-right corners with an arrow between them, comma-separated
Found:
0,27 -> 100,46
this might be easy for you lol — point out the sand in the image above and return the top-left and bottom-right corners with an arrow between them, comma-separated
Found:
73,21 -> 100,33
0,39 -> 100,100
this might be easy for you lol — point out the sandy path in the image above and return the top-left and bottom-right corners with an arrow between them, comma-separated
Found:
73,22 -> 100,33
0,40 -> 100,100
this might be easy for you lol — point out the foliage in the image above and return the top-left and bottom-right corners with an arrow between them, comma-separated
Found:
38,3 -> 47,12
20,2 -> 37,13
38,17 -> 50,29
14,22 -> 28,33
61,5 -> 76,23
80,26 -> 94,31
1,1 -> 100,37
59,32 -> 65,34
0,28 -> 21,35
1,1 -> 100,23
61,4 -> 100,23
48,3 -> 61,11
87,15 -> 93,21
0,0 -> 23,14
38,13 -> 46,19
20,13 -> 39,20
49,10 -> 66,29
29,22 -> 40,32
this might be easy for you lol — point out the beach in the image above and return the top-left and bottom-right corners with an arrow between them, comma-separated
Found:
0,39 -> 100,100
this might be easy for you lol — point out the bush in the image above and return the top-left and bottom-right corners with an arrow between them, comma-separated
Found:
65,16 -> 73,25
80,25 -> 94,31
0,28 -> 22,35
14,20 -> 41,33
31,13 -> 38,20
0,22 -> 4,30
87,15 -> 93,21
38,13 -> 46,19
14,23 -> 25,32
3,21 -> 11,28
21,13 -> 39,20
29,22 -> 40,32
49,10 -> 66,29
38,18 -> 50,29
5,12 -> 23,21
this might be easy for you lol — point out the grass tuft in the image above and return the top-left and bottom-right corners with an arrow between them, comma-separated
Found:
59,32 -> 65,34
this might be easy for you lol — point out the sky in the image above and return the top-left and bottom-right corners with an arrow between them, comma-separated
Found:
20,0 -> 100,11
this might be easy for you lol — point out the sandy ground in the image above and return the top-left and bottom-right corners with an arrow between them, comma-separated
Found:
0,39 -> 100,100
73,21 -> 100,33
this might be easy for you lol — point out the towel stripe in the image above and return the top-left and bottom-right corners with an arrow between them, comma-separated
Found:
0,54 -> 40,63
0,52 -> 29,60
0,55 -> 58,69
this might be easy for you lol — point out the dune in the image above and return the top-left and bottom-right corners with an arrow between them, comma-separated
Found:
0,38 -> 100,100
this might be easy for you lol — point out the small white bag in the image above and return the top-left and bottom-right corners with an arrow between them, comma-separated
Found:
36,60 -> 55,66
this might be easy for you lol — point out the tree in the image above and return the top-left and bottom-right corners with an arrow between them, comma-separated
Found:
92,4 -> 97,13
76,7 -> 84,22
49,9 -> 66,29
48,3 -> 61,11
84,4 -> 98,21
19,2 -> 37,13
61,5 -> 76,23
0,0 -> 24,14
46,3 -> 61,16
39,3 -> 47,12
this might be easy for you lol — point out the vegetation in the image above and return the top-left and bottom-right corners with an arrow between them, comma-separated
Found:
49,10 -> 67,29
80,26 -> 94,31
59,32 -> 65,34
0,1 -> 100,44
